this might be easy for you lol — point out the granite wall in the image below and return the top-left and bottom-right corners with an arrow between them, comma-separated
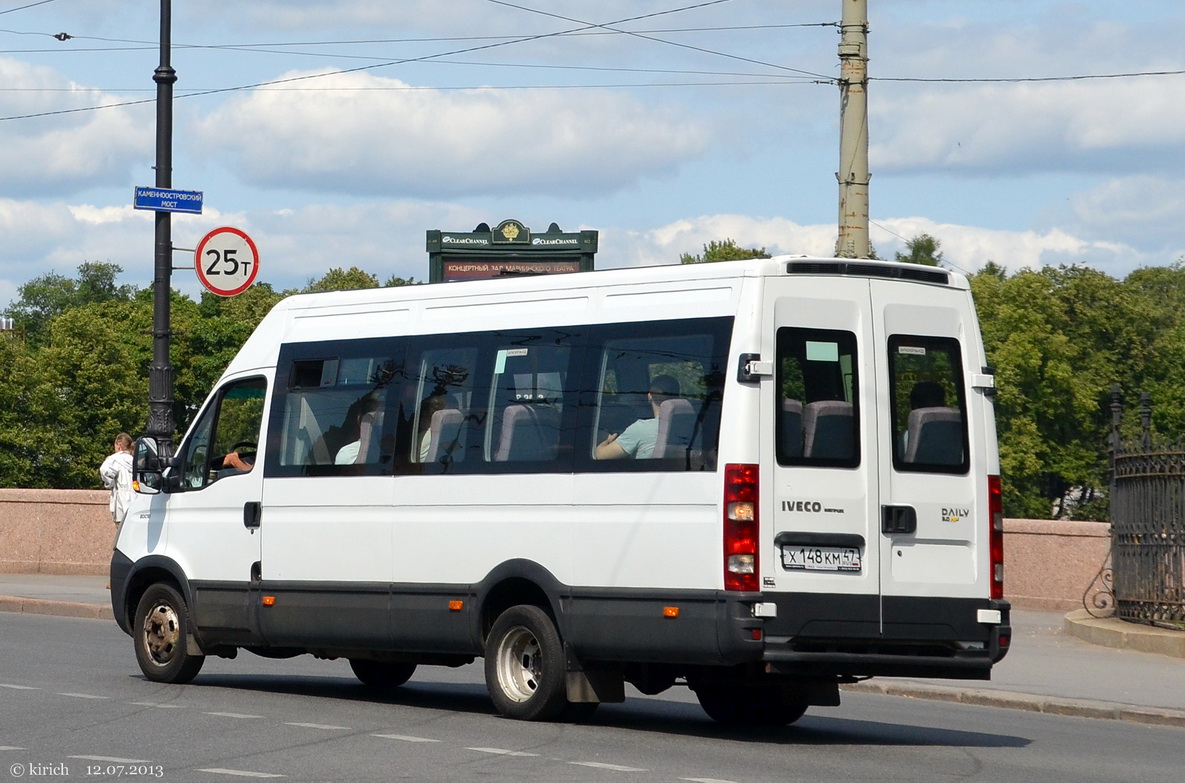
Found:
0,489 -> 1112,611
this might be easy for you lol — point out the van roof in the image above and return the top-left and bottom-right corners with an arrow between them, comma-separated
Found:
276,255 -> 967,314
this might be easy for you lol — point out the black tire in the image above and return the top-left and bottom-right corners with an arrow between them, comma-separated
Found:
484,605 -> 569,721
133,583 -> 205,684
694,686 -> 808,727
349,659 -> 417,690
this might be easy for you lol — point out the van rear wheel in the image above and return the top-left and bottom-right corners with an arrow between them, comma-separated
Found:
349,659 -> 416,689
694,685 -> 808,727
133,583 -> 205,684
485,605 -> 568,721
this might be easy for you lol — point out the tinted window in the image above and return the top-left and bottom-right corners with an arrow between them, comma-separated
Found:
889,335 -> 969,473
775,327 -> 859,468
407,328 -> 580,474
267,340 -> 402,477
582,317 -> 730,472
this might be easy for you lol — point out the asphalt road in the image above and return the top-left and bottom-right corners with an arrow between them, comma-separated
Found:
2,613 -> 1184,783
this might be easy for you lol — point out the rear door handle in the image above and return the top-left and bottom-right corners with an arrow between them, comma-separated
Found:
244,501 -> 262,530
882,505 -> 917,535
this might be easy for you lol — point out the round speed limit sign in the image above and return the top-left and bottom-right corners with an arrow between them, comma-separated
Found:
195,226 -> 260,296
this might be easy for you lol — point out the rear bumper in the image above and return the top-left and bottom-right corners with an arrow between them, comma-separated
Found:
760,594 -> 1010,680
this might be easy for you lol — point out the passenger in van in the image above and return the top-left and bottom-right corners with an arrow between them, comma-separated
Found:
899,380 -> 947,456
910,380 -> 946,410
595,375 -> 680,460
416,392 -> 449,463
334,391 -> 384,465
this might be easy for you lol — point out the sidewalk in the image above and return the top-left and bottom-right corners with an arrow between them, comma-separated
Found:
2,574 -> 1183,727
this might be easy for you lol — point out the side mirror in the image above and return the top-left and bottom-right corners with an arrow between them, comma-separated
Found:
133,436 -> 163,494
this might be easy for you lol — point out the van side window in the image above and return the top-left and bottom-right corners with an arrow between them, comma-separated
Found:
178,376 -> 267,490
407,329 -> 580,473
408,346 -> 479,467
269,341 -> 401,476
890,336 -> 969,473
776,328 -> 859,467
586,318 -> 729,472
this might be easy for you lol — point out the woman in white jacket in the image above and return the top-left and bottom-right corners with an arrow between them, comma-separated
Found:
100,433 -> 135,526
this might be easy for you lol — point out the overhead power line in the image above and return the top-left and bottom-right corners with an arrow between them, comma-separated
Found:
872,70 -> 1185,83
0,0 -> 59,16
1,0 -> 820,122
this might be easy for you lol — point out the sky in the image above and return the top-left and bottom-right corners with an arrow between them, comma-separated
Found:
1,0 -> 1183,306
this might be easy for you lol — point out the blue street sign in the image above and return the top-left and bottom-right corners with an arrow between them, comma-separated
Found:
133,186 -> 203,214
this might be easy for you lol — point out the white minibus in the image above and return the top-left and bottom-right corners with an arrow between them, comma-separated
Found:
113,256 -> 1010,726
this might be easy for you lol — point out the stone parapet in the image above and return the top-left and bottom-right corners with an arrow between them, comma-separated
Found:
0,488 -> 113,576
0,489 -> 1113,610
1004,518 -> 1111,612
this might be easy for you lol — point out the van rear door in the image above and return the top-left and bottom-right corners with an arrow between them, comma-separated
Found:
761,277 -> 883,638
872,282 -> 988,623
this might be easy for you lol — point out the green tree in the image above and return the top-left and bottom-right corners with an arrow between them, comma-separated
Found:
3,262 -> 137,347
680,239 -> 771,264
895,234 -> 944,267
303,267 -> 380,293
971,265 -> 1153,518
12,299 -> 154,488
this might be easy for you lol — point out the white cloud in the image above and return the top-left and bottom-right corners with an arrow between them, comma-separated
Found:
0,58 -> 151,196
190,69 -> 711,198
871,77 -> 1185,175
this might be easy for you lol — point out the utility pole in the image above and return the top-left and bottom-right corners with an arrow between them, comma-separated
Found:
148,0 -> 176,456
835,0 -> 870,259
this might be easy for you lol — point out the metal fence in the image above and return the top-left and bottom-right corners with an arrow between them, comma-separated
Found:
1108,387 -> 1185,626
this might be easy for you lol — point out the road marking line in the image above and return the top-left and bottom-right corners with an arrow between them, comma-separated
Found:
683,778 -> 739,783
284,722 -> 350,730
130,702 -> 185,708
206,712 -> 264,719
571,761 -> 648,772
0,746 -> 27,751
58,693 -> 108,699
372,734 -> 441,743
69,756 -> 151,764
196,769 -> 285,778
468,747 -> 540,757
0,684 -> 39,690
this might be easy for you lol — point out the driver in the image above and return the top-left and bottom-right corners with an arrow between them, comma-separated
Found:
219,450 -> 253,472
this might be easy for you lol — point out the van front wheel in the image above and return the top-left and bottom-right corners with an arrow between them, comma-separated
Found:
133,583 -> 205,684
484,605 -> 568,721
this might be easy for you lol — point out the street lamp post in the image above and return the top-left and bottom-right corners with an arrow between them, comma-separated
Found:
147,0 -> 176,456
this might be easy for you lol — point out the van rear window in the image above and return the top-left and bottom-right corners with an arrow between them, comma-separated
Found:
889,336 -> 969,474
775,327 -> 860,468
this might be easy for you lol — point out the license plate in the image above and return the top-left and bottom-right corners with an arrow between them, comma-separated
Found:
781,545 -> 861,572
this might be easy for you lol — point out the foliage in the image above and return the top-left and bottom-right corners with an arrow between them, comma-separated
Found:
680,239 -> 771,264
303,266 -> 381,292
3,262 -> 137,348
895,234 -> 944,267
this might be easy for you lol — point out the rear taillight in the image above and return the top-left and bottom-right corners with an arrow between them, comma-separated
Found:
988,474 -> 1004,600
724,463 -> 759,592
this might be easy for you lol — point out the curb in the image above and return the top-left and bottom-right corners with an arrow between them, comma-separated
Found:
841,680 -> 1185,728
0,595 -> 114,621
1064,609 -> 1185,658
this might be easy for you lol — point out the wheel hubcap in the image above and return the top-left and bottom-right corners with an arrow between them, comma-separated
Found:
143,602 -> 181,665
496,626 -> 543,703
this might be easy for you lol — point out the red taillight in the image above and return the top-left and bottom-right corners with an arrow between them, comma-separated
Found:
724,463 -> 759,592
988,475 -> 1004,600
